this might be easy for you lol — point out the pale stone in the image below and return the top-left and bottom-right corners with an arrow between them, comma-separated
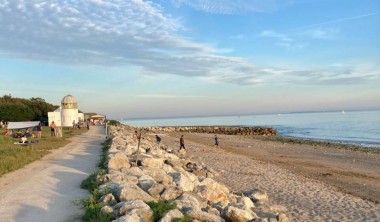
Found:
246,189 -> 269,203
111,214 -> 144,222
160,186 -> 183,201
100,193 -> 117,206
100,205 -> 114,214
141,157 -> 164,168
277,213 -> 289,222
225,206 -> 256,222
108,152 -> 131,171
237,196 -> 255,210
141,167 -> 173,186
117,200 -> 153,222
116,183 -> 155,202
147,184 -> 165,200
169,172 -> 194,192
158,209 -> 184,222
186,209 -> 225,222
174,192 -> 202,212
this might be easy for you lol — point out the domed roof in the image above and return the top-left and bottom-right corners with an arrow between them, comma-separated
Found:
61,95 -> 77,104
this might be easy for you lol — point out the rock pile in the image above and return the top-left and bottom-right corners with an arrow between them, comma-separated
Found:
97,125 -> 287,222
142,126 -> 277,136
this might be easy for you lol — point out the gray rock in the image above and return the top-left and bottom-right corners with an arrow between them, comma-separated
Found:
186,209 -> 225,222
138,175 -> 157,192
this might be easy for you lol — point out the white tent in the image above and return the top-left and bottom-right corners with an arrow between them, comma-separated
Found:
7,121 -> 40,130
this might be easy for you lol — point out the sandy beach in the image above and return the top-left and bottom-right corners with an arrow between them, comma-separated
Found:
154,131 -> 380,221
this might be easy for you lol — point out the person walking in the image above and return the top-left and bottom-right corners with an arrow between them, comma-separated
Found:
49,121 -> 56,137
156,135 -> 161,145
214,135 -> 219,148
180,135 -> 186,150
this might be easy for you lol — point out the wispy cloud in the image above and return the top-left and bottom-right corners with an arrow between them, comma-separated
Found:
259,30 -> 305,49
299,28 -> 340,40
171,0 -> 282,14
0,0 -> 377,87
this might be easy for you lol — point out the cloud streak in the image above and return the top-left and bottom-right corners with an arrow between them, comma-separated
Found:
0,0 -> 377,87
171,0 -> 282,14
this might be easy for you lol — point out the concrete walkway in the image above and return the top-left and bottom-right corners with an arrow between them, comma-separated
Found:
0,126 -> 106,222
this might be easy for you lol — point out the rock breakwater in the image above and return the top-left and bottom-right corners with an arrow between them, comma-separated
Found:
142,126 -> 278,136
97,125 -> 287,221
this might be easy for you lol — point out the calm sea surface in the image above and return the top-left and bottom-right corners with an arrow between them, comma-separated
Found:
122,110 -> 380,148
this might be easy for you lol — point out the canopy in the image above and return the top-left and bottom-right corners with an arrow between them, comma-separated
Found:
7,121 -> 40,130
91,115 -> 105,118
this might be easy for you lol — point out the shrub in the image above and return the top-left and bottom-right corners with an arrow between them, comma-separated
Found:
107,120 -> 121,126
147,201 -> 177,221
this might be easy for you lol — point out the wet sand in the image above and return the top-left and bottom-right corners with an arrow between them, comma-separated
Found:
153,131 -> 380,221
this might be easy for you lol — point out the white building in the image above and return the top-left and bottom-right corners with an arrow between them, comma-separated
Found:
48,95 -> 84,127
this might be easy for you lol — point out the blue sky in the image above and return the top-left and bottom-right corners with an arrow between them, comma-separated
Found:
0,0 -> 379,119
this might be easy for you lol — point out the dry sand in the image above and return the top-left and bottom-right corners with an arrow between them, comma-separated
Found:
0,126 -> 106,222
158,132 -> 380,222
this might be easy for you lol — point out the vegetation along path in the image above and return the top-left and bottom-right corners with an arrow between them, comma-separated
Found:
0,126 -> 105,222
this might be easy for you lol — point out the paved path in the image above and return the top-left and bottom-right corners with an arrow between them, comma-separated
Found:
0,126 -> 106,222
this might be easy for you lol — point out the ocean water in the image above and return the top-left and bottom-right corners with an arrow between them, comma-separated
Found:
122,110 -> 380,148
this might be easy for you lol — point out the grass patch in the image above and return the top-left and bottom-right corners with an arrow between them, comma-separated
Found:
147,201 -> 177,221
75,189 -> 112,222
172,215 -> 191,222
0,127 -> 88,177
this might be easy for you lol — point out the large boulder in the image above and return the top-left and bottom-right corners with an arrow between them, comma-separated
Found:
141,167 -> 173,186
141,157 -> 164,168
108,152 -> 131,170
116,200 -> 153,221
160,186 -> 183,201
138,175 -> 157,192
186,209 -> 225,222
116,183 -> 155,203
169,172 -> 195,192
244,189 -> 269,203
224,206 -> 257,222
100,193 -> 118,206
197,178 -> 230,205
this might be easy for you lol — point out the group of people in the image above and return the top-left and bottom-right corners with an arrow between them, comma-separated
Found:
134,130 -> 220,151
3,123 -> 43,141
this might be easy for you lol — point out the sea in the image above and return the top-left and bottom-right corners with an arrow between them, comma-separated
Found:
121,110 -> 380,148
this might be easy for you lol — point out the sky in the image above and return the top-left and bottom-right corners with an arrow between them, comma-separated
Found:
0,0 -> 379,119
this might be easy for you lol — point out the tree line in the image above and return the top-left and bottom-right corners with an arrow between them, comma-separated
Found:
0,94 -> 58,122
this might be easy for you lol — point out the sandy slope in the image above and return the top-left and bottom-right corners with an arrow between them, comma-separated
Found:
159,132 -> 380,222
0,126 -> 106,222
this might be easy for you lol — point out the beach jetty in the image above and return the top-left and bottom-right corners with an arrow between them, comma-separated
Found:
97,125 -> 287,221
142,126 -> 278,136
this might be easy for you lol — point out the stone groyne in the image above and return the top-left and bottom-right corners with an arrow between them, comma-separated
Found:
98,125 -> 287,222
142,126 -> 278,136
